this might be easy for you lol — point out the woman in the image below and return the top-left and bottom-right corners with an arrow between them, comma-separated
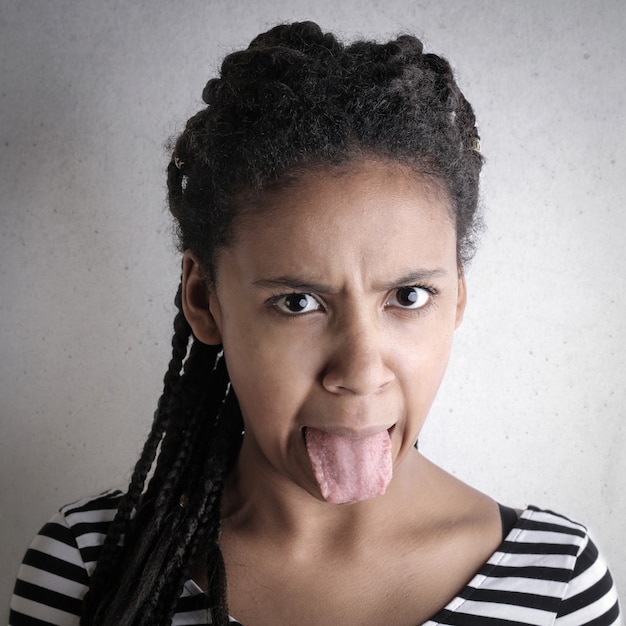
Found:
10,21 -> 621,626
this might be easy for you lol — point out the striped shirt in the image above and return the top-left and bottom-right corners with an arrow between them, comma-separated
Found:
9,490 -> 622,625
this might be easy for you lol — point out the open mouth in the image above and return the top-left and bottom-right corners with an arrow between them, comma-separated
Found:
302,424 -> 395,440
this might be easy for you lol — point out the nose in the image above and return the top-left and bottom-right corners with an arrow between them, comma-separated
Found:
321,313 -> 395,396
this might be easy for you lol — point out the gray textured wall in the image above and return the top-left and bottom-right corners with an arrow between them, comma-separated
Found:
2,0 -> 625,616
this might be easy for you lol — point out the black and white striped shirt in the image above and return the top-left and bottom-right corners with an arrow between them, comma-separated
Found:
9,490 -> 622,625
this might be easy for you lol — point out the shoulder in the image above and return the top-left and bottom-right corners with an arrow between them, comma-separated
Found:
493,506 -> 621,625
511,506 -> 590,549
58,488 -> 123,571
9,489 -> 123,626
60,488 -> 124,517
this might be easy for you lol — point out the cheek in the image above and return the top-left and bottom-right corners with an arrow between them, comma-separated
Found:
222,308 -> 322,380
222,331 -> 315,428
400,329 -> 455,402
427,332 -> 455,387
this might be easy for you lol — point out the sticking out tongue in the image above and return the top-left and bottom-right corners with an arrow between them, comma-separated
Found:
304,427 -> 393,504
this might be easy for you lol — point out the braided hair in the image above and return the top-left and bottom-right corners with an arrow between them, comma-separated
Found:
81,21 -> 483,625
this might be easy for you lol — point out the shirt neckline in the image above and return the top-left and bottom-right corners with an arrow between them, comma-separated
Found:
183,507 -> 534,625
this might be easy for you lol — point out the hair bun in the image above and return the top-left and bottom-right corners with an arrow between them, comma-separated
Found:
248,21 -> 332,51
202,77 -> 221,105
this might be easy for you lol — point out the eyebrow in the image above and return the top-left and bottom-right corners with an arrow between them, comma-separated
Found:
373,268 -> 449,291
252,268 -> 449,294
253,276 -> 336,294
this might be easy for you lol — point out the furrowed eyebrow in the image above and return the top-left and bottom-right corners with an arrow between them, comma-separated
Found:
374,269 -> 449,291
253,276 -> 337,294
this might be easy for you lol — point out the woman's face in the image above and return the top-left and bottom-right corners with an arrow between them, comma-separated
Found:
186,159 -> 465,503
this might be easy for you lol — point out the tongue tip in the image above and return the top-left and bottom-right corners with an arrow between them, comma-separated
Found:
321,481 -> 389,504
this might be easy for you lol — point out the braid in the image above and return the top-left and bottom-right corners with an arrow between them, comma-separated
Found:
157,392 -> 243,625
81,285 -> 191,624
81,284 -> 241,625
419,51 -> 483,262
140,383 -> 242,625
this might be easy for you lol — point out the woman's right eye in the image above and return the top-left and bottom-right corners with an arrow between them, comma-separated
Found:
272,293 -> 322,315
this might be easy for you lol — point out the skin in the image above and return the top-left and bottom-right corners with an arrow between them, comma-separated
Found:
183,159 -> 503,626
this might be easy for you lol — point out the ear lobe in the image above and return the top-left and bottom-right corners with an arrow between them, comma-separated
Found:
455,269 -> 467,329
181,251 -> 223,345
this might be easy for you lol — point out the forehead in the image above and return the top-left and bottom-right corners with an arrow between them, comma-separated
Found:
235,159 -> 454,232
216,160 -> 457,283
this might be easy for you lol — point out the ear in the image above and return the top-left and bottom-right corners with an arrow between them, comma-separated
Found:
455,268 -> 467,329
181,251 -> 223,345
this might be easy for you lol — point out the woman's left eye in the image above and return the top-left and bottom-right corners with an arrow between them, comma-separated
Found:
386,286 -> 431,310
272,293 -> 322,315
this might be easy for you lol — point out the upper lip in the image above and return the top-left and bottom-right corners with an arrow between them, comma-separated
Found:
302,424 -> 395,439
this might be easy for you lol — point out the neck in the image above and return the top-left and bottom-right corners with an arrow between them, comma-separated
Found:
220,443 -> 428,553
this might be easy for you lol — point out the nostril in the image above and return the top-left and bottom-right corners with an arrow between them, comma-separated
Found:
321,357 -> 394,396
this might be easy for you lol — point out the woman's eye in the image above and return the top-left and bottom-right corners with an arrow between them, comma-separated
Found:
273,293 -> 322,315
387,286 -> 431,310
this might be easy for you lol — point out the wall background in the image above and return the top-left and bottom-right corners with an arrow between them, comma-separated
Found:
1,0 -> 624,617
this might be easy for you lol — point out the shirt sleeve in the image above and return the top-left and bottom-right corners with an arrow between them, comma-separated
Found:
555,533 -> 622,626
9,511 -> 88,626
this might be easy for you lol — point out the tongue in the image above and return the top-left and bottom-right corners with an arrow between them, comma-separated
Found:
304,427 -> 393,504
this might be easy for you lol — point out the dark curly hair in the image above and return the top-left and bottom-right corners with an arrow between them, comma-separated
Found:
80,21 -> 483,626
